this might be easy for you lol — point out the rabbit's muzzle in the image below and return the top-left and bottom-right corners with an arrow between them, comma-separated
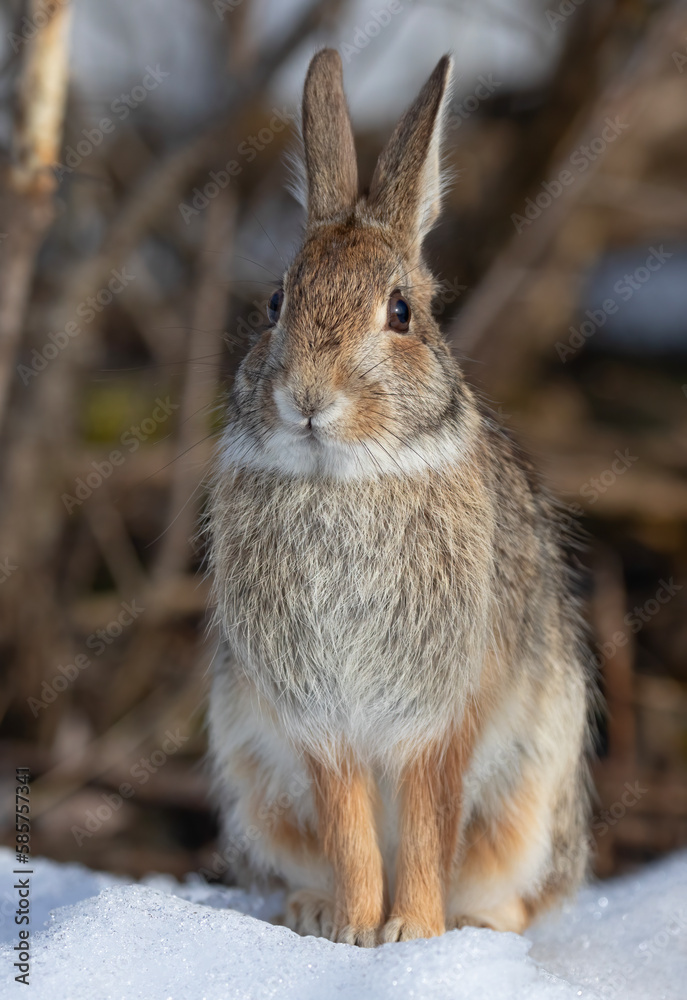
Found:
273,383 -> 349,439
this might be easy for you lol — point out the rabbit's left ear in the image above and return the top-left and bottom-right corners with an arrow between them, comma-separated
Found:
368,55 -> 453,247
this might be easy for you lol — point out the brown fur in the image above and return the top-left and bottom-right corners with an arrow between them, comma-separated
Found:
307,754 -> 385,947
452,775 -> 546,933
383,725 -> 473,942
301,49 -> 358,223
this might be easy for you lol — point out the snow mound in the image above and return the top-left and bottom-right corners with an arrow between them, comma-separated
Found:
1,848 -> 685,999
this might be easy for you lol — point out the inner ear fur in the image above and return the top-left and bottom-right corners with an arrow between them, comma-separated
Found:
367,55 -> 453,247
302,48 -> 359,223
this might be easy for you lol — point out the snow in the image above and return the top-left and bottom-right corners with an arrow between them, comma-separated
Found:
1,848 -> 685,999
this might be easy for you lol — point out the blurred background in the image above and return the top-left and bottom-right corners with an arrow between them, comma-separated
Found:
0,0 -> 685,885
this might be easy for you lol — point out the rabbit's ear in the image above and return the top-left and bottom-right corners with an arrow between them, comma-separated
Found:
368,55 -> 453,245
301,49 -> 358,223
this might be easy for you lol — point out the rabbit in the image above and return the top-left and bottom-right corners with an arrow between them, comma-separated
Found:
207,48 -> 595,947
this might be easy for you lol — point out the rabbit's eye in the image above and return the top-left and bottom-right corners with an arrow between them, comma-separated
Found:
388,291 -> 410,332
267,289 -> 284,325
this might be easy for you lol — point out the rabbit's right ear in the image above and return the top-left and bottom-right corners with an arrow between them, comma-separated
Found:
301,49 -> 359,223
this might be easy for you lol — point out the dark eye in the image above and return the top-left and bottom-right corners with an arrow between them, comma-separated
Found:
388,291 -> 410,332
267,289 -> 284,325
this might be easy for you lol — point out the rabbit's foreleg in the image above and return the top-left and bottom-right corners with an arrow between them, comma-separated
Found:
382,735 -> 467,942
308,754 -> 385,947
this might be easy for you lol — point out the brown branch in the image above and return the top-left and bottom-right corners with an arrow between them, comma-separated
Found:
0,0 -> 72,426
447,1 -> 684,378
56,0 -> 339,329
153,191 -> 235,579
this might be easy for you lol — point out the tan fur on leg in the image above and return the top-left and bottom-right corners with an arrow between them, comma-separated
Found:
382,728 -> 471,942
449,774 -> 550,934
308,754 -> 385,947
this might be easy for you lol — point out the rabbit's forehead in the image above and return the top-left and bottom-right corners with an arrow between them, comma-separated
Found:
286,225 -> 400,315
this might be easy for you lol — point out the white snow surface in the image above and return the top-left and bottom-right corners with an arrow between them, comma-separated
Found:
1,848 -> 685,999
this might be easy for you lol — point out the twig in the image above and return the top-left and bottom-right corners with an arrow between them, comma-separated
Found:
153,191 -> 235,578
0,0 -> 72,427
447,1 -> 684,368
56,0 -> 337,332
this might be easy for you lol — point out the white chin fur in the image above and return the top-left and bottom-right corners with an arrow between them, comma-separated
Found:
218,422 -> 468,480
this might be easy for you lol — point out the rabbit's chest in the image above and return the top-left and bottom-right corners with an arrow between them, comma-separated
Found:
212,472 -> 491,747
225,499 -> 425,668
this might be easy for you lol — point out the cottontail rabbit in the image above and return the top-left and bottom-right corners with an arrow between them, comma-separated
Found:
208,49 -> 594,946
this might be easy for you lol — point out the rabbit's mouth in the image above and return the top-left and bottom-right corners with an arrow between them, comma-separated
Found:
290,422 -> 322,445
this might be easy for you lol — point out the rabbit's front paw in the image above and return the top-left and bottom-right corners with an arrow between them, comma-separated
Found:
381,915 -> 444,943
335,923 -> 378,948
285,889 -> 336,940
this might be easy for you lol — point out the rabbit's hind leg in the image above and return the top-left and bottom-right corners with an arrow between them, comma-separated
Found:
285,888 -> 336,939
447,771 -> 554,934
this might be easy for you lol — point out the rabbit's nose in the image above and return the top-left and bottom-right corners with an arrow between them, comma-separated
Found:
297,395 -> 316,418
274,385 -> 327,428
291,386 -> 327,419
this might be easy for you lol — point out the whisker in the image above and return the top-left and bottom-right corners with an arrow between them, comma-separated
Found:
360,440 -> 385,478
368,434 -> 405,475
375,420 -> 427,466
252,213 -> 287,271
233,254 -> 281,280
97,352 -> 228,374
127,431 -> 218,491
354,352 -> 398,381
145,480 -> 207,549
